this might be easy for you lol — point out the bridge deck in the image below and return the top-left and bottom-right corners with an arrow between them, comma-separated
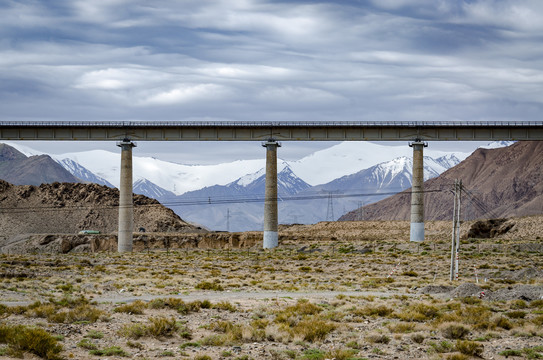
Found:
1,121 -> 542,141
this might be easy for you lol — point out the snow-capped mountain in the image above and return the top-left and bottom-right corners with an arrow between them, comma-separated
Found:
168,163 -> 311,203
46,149 -> 265,195
307,154 -> 461,194
6,141 -> 470,195
165,154 -> 462,231
479,141 -> 516,149
288,141 -> 470,185
133,179 -> 175,199
3,140 -> 484,231
55,158 -> 114,187
158,163 -> 311,231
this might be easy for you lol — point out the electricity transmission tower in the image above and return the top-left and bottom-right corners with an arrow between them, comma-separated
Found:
357,201 -> 364,221
322,190 -> 342,221
225,208 -> 242,232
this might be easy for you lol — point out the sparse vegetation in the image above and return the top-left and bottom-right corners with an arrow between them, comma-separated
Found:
0,219 -> 542,359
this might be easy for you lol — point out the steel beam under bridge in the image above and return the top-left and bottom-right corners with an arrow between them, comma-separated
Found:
1,121 -> 543,141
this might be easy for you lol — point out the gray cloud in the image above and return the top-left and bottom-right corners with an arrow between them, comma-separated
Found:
1,0 -> 542,149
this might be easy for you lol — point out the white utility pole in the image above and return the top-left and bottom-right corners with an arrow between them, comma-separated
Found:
450,179 -> 462,281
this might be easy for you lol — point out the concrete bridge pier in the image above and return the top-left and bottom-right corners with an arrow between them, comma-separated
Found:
117,139 -> 136,252
262,139 -> 281,249
409,140 -> 427,242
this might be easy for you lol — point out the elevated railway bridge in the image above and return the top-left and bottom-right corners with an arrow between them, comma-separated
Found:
2,121 -> 542,251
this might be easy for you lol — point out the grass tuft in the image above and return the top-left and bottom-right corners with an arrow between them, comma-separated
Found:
455,340 -> 484,357
0,324 -> 63,360
114,300 -> 147,315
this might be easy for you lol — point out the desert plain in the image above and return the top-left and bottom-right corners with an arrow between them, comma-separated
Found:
0,218 -> 542,360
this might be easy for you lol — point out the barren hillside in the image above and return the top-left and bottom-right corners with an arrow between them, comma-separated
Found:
0,180 -> 201,247
340,141 -> 543,221
0,143 -> 80,185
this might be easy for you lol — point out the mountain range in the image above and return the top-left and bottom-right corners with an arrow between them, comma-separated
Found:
339,141 -> 542,222
1,140 -> 510,231
0,144 -> 80,185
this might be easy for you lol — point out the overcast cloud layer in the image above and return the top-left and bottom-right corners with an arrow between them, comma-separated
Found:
1,1 -> 542,161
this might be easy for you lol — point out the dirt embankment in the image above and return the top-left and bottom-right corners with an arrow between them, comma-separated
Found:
0,181 -> 203,248
1,232 -> 264,254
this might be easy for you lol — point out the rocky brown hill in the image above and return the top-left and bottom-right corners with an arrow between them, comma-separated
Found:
340,141 -> 543,221
0,180 -> 202,248
0,143 -> 80,185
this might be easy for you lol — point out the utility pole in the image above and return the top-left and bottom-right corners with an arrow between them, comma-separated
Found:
450,179 -> 462,281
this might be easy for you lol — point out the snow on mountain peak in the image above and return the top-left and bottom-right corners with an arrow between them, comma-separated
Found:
480,141 -> 515,149
235,161 -> 292,187
236,168 -> 265,186
288,141 -> 470,186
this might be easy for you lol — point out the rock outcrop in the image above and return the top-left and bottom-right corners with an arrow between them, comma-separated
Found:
0,180 -> 204,250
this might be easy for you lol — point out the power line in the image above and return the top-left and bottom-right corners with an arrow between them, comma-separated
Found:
0,188 -> 447,214
460,187 -> 500,219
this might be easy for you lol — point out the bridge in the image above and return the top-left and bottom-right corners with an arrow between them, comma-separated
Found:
2,121 -> 542,252
1,121 -> 543,141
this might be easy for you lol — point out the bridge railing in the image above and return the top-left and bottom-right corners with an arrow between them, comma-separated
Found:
1,120 -> 543,127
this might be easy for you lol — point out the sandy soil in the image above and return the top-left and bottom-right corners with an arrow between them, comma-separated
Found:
0,219 -> 542,360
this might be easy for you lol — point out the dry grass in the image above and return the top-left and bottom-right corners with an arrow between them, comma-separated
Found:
0,219 -> 542,359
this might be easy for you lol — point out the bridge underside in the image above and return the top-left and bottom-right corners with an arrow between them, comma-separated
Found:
1,122 -> 543,141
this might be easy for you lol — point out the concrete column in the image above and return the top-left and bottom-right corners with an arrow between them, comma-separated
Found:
117,139 -> 136,252
409,140 -> 427,242
262,139 -> 281,249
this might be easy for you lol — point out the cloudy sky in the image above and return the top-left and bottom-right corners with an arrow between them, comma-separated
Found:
2,0 -> 542,163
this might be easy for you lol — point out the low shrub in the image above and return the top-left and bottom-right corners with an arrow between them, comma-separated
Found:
114,300 -> 147,315
301,348 -> 325,359
401,270 -> 418,277
532,315 -> 543,326
506,310 -> 527,319
119,323 -> 147,339
493,316 -> 514,330
446,354 -> 469,360
455,340 -> 484,357
179,342 -> 201,349
146,316 -> 179,338
355,305 -> 394,317
0,324 -> 63,360
441,324 -> 470,340
78,338 -> 98,350
119,316 -> 179,339
195,281 -> 224,291
89,346 -> 128,356
429,340 -> 453,353
148,298 -> 202,314
397,303 -> 439,322
85,330 -> 104,339
193,355 -> 212,360
292,319 -> 336,342
499,349 -> 522,357
411,333 -> 425,344
388,322 -> 415,333
213,301 -> 237,312
126,341 -> 145,350
366,333 -> 391,344
455,305 -> 492,330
